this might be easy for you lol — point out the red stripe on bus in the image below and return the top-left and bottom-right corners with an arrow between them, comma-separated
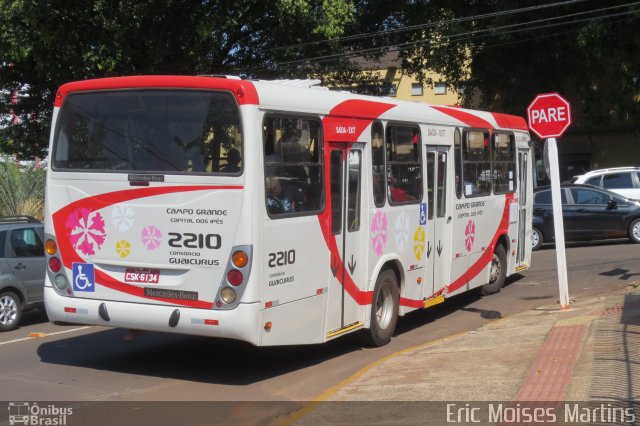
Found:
431,106 -> 495,129
491,113 -> 529,131
400,297 -> 424,309
52,185 -> 242,309
323,100 -> 396,143
315,99 -> 397,305
54,76 -> 259,107
442,193 -> 513,295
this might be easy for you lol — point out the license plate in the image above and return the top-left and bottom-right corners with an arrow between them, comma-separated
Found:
124,268 -> 160,284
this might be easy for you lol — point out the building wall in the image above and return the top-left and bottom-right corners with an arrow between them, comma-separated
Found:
365,67 -> 461,105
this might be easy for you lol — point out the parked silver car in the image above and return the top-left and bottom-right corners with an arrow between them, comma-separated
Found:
0,216 -> 46,331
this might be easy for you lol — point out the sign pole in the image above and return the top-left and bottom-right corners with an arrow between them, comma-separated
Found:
546,138 -> 570,308
527,92 -> 572,309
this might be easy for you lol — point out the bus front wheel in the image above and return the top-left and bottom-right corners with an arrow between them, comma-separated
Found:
362,269 -> 399,347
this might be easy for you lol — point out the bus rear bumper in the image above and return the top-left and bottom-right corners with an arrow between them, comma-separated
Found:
44,286 -> 261,345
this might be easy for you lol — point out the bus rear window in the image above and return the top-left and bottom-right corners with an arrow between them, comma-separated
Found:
52,90 -> 242,174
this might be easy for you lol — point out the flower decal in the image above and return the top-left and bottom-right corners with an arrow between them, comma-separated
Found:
465,219 -> 476,252
141,226 -> 162,251
394,211 -> 410,253
112,204 -> 135,232
116,240 -> 131,258
370,210 -> 388,256
413,226 -> 425,260
65,208 -> 107,256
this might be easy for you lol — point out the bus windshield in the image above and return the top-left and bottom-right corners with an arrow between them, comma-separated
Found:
52,89 -> 243,174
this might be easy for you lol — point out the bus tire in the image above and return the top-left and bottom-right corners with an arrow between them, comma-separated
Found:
481,245 -> 507,296
362,269 -> 399,347
0,291 -> 22,332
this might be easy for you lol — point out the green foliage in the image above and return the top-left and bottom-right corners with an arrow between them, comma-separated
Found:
0,159 -> 45,219
397,0 -> 640,129
0,0 -> 358,159
3,0 -> 638,154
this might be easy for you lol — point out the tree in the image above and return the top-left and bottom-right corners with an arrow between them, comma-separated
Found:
396,0 -> 640,129
0,159 -> 45,219
0,0 -> 357,159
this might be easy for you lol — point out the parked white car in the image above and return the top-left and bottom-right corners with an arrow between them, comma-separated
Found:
571,167 -> 640,200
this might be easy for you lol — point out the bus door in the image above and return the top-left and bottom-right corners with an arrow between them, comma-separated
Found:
425,145 -> 453,297
326,143 -> 365,336
516,149 -> 531,266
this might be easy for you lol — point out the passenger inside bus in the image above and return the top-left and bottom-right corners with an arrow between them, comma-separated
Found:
266,177 -> 295,214
388,176 -> 414,202
220,148 -> 241,172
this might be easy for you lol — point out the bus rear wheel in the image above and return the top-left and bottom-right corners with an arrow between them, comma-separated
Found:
362,269 -> 399,347
481,245 -> 507,296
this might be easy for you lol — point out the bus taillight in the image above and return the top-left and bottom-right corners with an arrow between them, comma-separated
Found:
232,250 -> 249,268
220,288 -> 236,304
45,239 -> 57,255
48,257 -> 62,273
227,269 -> 243,286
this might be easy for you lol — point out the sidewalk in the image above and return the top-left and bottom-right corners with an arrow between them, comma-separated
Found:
289,282 -> 640,425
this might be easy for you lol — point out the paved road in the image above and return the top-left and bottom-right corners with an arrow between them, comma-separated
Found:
1,239 -> 638,403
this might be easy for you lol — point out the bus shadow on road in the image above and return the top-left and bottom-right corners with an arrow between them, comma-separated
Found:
35,276 -> 521,385
394,273 -> 522,335
36,326 -> 366,386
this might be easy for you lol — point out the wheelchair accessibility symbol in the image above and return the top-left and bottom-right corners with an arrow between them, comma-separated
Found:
72,263 -> 95,292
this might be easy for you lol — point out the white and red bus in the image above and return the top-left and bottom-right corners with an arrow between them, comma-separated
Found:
44,76 -> 532,346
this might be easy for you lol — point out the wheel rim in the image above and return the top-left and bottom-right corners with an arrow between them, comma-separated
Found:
375,284 -> 394,329
0,295 -> 18,326
531,230 -> 540,248
633,222 -> 640,240
489,253 -> 501,283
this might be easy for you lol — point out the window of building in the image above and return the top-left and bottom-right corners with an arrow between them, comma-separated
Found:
386,125 -> 422,204
434,83 -> 447,95
263,115 -> 323,218
492,132 -> 516,194
462,129 -> 491,197
411,83 -> 423,96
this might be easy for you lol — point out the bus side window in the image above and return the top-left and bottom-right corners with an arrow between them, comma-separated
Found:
492,132 -> 516,194
371,121 -> 386,207
385,124 -> 422,205
263,115 -> 324,218
463,129 -> 491,197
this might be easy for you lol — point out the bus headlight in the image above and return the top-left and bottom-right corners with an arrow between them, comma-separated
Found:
220,287 -> 236,304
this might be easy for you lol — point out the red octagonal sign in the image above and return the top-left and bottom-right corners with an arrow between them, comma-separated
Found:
527,93 -> 572,139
